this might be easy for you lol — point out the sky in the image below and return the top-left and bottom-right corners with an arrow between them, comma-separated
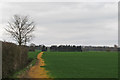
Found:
0,2 -> 118,46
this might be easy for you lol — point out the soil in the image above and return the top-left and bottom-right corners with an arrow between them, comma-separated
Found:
20,52 -> 50,78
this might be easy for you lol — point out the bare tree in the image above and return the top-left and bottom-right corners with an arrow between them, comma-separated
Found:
5,15 -> 35,45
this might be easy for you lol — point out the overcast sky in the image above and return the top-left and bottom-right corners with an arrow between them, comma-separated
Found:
0,2 -> 118,46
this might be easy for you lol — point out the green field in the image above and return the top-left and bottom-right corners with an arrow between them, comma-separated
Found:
42,51 -> 118,78
28,50 -> 41,60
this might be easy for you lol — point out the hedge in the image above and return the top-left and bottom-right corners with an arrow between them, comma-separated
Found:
2,42 -> 29,78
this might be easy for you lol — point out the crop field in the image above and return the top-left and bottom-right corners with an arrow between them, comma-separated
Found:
42,51 -> 118,78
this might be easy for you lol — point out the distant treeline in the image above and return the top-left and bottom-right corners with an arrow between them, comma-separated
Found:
29,44 -> 119,52
50,45 -> 82,52
29,45 -> 47,51
29,45 -> 82,52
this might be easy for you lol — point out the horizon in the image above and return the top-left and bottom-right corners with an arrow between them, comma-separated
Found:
0,40 -> 117,47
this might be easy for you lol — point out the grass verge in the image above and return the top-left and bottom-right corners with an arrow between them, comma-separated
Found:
11,50 -> 41,78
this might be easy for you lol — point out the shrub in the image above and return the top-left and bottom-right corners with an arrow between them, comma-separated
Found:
2,42 -> 28,78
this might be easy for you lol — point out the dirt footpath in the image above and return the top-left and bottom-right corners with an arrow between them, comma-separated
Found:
26,52 -> 49,78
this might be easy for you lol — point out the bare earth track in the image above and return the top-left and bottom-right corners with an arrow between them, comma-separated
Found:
21,52 -> 50,78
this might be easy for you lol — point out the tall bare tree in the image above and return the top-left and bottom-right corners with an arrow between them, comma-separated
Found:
5,15 -> 35,45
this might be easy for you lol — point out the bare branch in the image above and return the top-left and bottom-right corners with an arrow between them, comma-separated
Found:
5,15 -> 35,45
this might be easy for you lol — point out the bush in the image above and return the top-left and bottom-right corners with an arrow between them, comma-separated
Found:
2,42 -> 29,78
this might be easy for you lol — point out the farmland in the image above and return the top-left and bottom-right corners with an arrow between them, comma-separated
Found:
42,51 -> 118,78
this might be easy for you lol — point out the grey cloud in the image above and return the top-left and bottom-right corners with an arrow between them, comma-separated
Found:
0,2 -> 118,46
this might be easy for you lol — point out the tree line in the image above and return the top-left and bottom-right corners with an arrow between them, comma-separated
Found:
50,45 -> 82,52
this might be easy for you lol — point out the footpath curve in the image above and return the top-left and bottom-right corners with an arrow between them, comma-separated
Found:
27,52 -> 49,78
